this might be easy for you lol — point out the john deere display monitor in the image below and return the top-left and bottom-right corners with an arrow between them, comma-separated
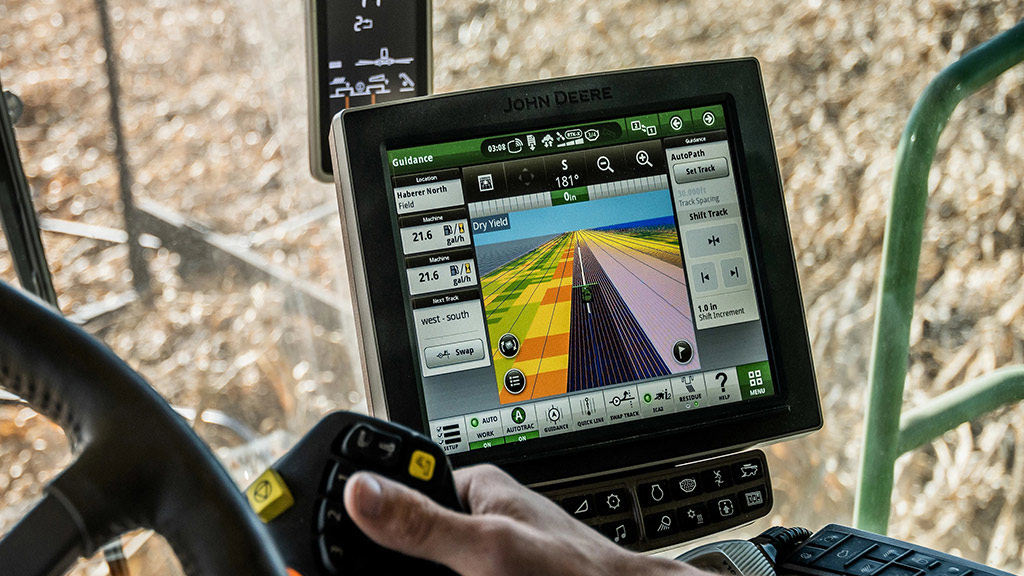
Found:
329,60 -> 822,548
307,0 -> 431,181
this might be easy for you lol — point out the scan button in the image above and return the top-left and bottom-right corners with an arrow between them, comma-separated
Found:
245,468 -> 295,523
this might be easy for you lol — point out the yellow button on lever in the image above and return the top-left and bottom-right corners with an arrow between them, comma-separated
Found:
245,468 -> 294,523
408,450 -> 436,481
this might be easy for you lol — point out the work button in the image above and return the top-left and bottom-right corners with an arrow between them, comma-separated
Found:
600,519 -> 638,546
342,423 -> 403,467
424,339 -> 485,368
638,480 -> 671,507
245,468 -> 295,523
643,510 -> 678,538
561,494 -> 596,519
596,488 -> 632,515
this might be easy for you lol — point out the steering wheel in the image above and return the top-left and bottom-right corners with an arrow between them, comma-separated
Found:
0,280 -> 287,576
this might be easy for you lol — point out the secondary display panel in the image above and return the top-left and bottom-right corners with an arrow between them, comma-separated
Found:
306,0 -> 431,181
331,60 -> 821,484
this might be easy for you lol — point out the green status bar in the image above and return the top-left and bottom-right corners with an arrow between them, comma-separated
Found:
387,104 -> 725,176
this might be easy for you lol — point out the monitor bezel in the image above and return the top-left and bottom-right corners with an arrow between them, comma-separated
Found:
330,59 -> 821,485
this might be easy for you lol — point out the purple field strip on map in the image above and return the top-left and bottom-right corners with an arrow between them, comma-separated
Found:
587,237 -> 699,371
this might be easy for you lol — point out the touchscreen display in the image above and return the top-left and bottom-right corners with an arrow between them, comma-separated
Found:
385,104 -> 776,455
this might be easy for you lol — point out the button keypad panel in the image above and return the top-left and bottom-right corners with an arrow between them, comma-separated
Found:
540,450 -> 772,552
780,524 -> 1015,576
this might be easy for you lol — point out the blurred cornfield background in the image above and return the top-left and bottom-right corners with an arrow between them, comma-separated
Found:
1,0 -> 1022,573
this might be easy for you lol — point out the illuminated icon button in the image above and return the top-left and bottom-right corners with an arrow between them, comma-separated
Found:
245,468 -> 295,523
672,340 -> 693,364
638,481 -> 670,506
713,497 -> 736,520
498,333 -> 520,358
596,488 -> 631,515
643,510 -> 678,537
560,494 -> 595,519
677,502 -> 708,530
740,486 -> 767,511
408,450 -> 436,482
670,474 -> 702,499
504,369 -> 526,394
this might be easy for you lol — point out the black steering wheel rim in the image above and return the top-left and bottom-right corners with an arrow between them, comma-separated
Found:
0,280 -> 286,576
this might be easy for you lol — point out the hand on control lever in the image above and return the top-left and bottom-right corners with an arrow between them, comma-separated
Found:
344,464 -> 713,576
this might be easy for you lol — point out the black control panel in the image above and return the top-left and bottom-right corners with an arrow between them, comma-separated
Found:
779,524 -> 1014,576
245,411 -> 461,576
541,450 -> 772,552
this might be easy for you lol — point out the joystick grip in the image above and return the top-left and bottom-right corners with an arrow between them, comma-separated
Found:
245,411 -> 461,576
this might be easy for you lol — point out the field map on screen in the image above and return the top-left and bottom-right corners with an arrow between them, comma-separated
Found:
474,189 -> 701,404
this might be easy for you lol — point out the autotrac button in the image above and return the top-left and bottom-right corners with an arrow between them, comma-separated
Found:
731,458 -> 764,483
596,488 -> 632,515
600,519 -> 638,546
701,465 -> 734,491
738,485 -> 767,512
677,502 -> 709,530
670,473 -> 702,499
643,509 -> 678,538
499,403 -> 539,443
561,494 -> 596,519
638,480 -> 671,507
708,494 -> 737,522
341,423 -> 403,467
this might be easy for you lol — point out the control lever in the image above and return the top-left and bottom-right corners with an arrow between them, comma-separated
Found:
244,411 -> 462,576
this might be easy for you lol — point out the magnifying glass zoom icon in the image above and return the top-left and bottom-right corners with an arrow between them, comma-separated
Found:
597,156 -> 614,173
636,150 -> 654,167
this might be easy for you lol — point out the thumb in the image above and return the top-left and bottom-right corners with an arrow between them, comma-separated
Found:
344,471 -> 484,570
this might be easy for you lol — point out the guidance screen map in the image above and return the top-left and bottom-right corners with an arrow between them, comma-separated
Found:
386,105 -> 777,455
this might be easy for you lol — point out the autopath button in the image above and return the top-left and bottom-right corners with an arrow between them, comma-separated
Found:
673,157 -> 729,184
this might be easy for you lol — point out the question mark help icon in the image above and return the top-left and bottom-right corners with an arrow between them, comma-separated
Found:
715,372 -> 728,393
